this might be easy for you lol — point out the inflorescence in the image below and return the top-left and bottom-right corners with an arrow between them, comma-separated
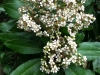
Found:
18,0 -> 96,74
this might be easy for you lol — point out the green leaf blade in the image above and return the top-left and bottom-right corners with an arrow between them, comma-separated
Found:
4,39 -> 42,54
84,0 -> 95,7
64,64 -> 95,75
85,70 -> 95,75
64,68 -> 76,75
10,58 -> 42,75
78,42 -> 100,61
3,1 -> 23,19
93,57 -> 100,74
0,33 -> 24,42
76,33 -> 85,44
0,22 -> 14,32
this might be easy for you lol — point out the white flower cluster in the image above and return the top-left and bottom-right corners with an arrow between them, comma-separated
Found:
40,36 -> 87,74
18,13 -> 41,32
18,0 -> 96,74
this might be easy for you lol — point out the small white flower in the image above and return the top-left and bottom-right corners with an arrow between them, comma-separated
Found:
22,14 -> 29,21
36,31 -> 43,37
46,69 -> 51,74
62,57 -> 71,65
71,55 -> 77,63
51,65 -> 59,73
83,56 -> 87,62
63,0 -> 76,5
43,31 -> 49,37
49,58 -> 55,65
81,0 -> 86,4
40,66 -> 45,72
32,0 -> 36,2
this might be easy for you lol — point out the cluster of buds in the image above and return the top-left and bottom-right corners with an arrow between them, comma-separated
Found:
18,0 -> 96,74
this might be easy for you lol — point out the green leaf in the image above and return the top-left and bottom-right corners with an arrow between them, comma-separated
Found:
84,0 -> 95,7
85,70 -> 95,75
10,58 -> 46,75
85,3 -> 95,14
0,33 -> 24,42
0,22 -> 14,32
4,39 -> 42,54
40,36 -> 49,45
64,65 -> 86,75
3,1 -> 23,19
3,65 -> 12,75
93,57 -> 100,74
76,33 -> 85,44
60,27 -> 69,36
78,42 -> 100,61
7,0 -> 23,3
2,0 -> 22,3
64,64 -> 95,75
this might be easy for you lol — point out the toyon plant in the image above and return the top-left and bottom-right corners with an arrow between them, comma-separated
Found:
17,0 -> 95,74
2,0 -> 100,75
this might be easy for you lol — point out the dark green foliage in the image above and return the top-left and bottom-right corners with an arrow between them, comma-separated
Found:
93,57 -> 100,74
0,0 -> 100,75
64,64 -> 95,75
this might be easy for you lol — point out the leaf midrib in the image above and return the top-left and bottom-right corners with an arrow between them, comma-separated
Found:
21,61 -> 40,75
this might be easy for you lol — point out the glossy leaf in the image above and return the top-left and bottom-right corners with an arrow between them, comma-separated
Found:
85,70 -> 95,75
0,33 -> 24,42
76,33 -> 85,44
0,22 -> 14,32
2,0 -> 22,3
10,59 -> 46,75
60,27 -> 69,36
3,1 -> 23,19
64,64 -> 95,75
93,57 -> 100,74
85,3 -> 95,14
4,39 -> 42,54
78,42 -> 100,61
64,65 -> 86,75
6,0 -> 23,3
84,0 -> 95,7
